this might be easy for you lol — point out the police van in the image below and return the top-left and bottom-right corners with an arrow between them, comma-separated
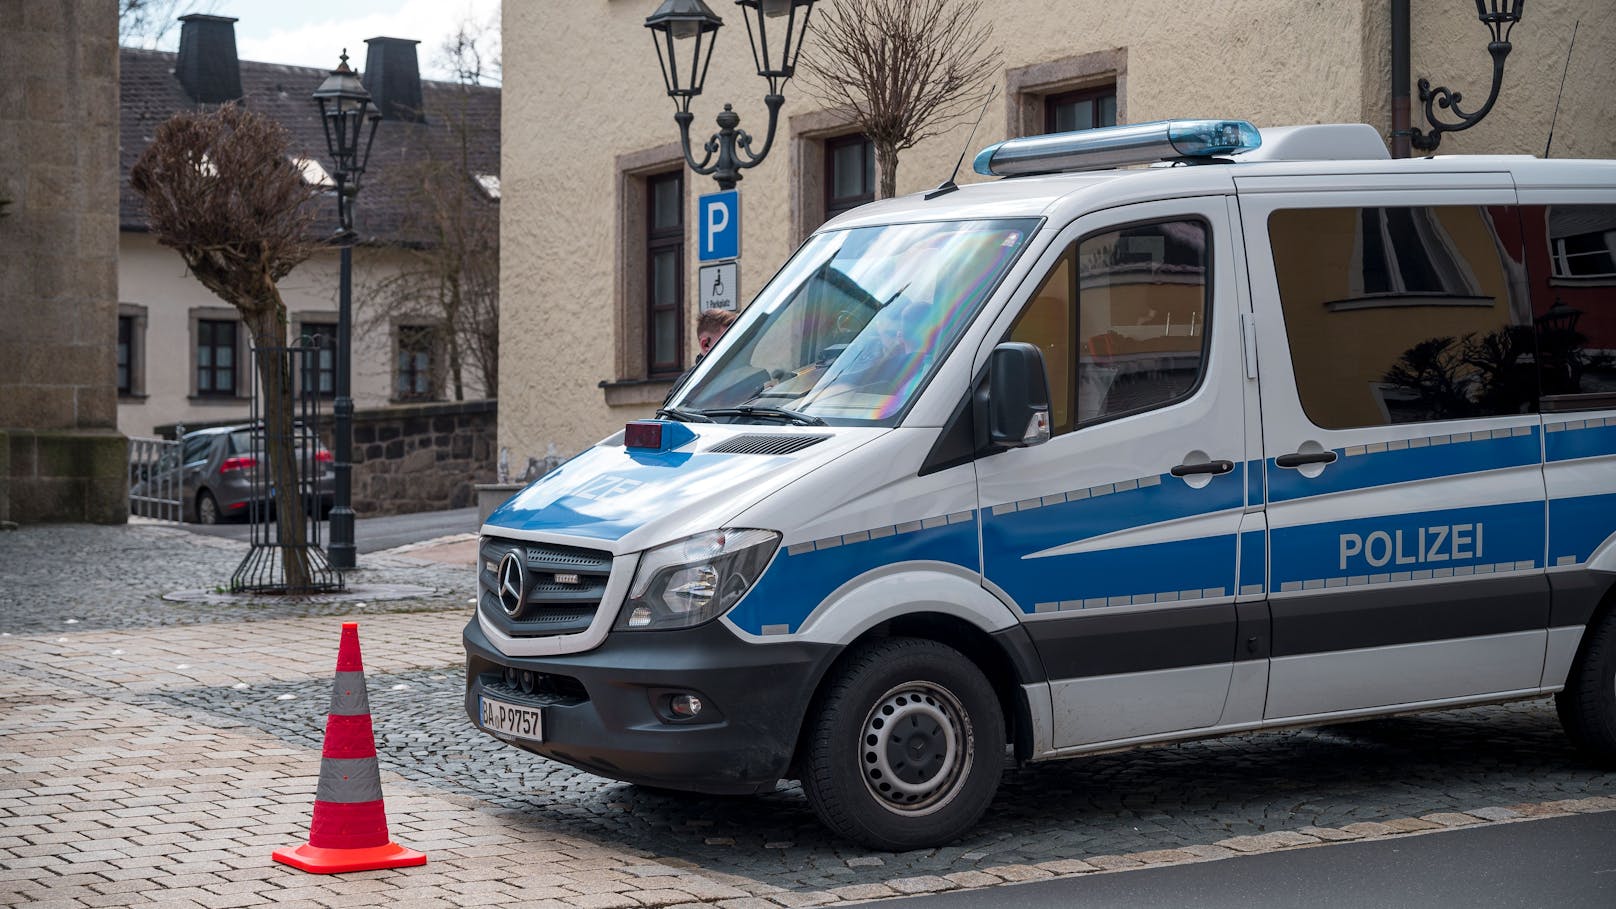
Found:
465,120 -> 1616,849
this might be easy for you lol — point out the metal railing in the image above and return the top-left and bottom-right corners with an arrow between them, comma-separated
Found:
127,432 -> 182,522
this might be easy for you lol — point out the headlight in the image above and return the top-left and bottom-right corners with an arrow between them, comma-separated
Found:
617,529 -> 780,631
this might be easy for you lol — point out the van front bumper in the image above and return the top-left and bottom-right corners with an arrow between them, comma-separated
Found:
463,617 -> 837,794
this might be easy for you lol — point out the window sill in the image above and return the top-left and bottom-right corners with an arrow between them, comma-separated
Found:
600,377 -> 676,408
187,395 -> 248,404
118,393 -> 148,402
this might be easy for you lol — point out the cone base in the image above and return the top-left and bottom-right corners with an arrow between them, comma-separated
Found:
272,840 -> 427,874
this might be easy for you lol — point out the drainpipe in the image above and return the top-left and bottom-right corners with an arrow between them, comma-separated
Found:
1391,0 -> 1412,158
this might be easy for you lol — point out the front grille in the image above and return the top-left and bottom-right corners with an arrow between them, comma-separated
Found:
708,433 -> 829,455
480,536 -> 614,638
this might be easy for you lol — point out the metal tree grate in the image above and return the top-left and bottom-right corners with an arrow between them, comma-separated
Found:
230,339 -> 344,594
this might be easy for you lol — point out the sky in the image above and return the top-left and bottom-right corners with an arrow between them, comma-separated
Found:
136,0 -> 502,84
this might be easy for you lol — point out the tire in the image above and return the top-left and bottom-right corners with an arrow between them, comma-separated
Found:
196,490 -> 220,526
801,637 -> 1004,850
1556,609 -> 1616,766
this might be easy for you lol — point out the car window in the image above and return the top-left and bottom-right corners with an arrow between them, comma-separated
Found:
1268,205 -> 1538,428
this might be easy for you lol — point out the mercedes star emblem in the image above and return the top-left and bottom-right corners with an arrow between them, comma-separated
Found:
497,550 -> 525,617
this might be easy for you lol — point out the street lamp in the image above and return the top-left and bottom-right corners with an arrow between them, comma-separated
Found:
645,0 -> 817,189
312,50 -> 381,571
1410,1 -> 1526,152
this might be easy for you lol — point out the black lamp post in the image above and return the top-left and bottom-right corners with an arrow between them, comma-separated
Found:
645,0 -> 817,190
1410,1 -> 1526,152
312,50 -> 381,571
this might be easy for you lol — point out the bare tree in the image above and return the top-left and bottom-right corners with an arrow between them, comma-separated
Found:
363,24 -> 499,400
130,105 -> 323,589
118,0 -> 218,48
799,0 -> 1000,199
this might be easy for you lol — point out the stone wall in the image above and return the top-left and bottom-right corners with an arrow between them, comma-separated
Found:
349,400 -> 497,517
0,1 -> 125,524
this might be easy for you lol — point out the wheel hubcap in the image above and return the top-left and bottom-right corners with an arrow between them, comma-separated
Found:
860,682 -> 972,815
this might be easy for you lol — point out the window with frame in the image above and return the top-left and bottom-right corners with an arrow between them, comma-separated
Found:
297,324 -> 336,397
196,319 -> 237,397
396,325 -> 435,400
1547,204 -> 1616,280
1007,219 -> 1211,434
647,170 -> 684,377
825,133 -> 875,222
1268,205 -> 1538,428
1044,84 -> 1116,134
117,315 -> 133,395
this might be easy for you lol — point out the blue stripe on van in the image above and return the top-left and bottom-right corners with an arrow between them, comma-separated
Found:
1269,500 -> 1542,593
1266,429 -> 1540,504
1548,492 -> 1616,567
990,533 -> 1238,612
1239,529 -> 1265,594
1545,420 -> 1616,463
985,469 -> 1244,550
731,516 -> 980,636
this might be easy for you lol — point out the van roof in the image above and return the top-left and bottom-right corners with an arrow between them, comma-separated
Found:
820,123 -> 1616,231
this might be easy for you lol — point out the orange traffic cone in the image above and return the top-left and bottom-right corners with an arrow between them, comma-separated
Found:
273,622 -> 427,873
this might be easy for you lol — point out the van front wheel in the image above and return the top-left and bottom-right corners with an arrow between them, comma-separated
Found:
801,638 -> 1003,850
1557,610 -> 1616,766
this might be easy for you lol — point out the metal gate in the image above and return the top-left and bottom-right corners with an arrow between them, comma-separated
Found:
229,340 -> 344,593
127,432 -> 182,522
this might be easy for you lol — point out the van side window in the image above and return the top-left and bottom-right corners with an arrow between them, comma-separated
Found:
1268,205 -> 1539,429
1518,204 -> 1616,408
1008,219 -> 1211,435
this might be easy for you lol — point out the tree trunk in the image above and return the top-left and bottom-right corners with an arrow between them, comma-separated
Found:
245,299 -> 313,591
876,141 -> 900,200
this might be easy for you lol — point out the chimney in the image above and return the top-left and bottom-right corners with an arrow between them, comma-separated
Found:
362,37 -> 425,123
175,14 -> 243,104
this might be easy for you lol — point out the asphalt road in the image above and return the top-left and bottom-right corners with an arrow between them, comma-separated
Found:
875,811 -> 1616,908
179,505 -> 479,552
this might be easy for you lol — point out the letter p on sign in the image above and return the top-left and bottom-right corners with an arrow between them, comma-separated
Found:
698,190 -> 740,262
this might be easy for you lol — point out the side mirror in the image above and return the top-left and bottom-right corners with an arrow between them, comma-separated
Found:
985,342 -> 1051,450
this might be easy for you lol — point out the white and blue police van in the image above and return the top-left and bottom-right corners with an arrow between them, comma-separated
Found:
465,120 -> 1616,849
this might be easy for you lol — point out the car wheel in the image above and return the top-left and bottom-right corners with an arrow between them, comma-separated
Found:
801,637 -> 1004,851
196,490 -> 221,526
1556,608 -> 1616,767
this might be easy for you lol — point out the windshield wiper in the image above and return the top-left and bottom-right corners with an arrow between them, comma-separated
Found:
702,405 -> 827,427
655,406 -> 713,423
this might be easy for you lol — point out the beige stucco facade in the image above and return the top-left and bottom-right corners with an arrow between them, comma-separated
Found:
117,234 -> 487,439
499,0 -> 1615,467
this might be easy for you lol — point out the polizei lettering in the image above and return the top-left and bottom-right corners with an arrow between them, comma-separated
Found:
1338,523 -> 1483,571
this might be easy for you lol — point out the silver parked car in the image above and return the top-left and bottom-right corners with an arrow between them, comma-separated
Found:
137,424 -> 335,524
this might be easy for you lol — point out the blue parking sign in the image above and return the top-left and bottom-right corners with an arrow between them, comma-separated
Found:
698,190 -> 740,262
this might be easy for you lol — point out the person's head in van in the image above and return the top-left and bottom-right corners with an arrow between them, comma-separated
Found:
697,308 -> 737,357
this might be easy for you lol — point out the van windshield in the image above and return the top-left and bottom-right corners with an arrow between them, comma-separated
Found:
676,218 -> 1038,426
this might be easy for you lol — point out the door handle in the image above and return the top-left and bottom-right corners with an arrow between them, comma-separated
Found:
1275,450 -> 1338,469
1170,459 -> 1234,477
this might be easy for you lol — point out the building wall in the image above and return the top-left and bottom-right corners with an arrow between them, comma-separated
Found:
499,0 -> 1616,468
0,0 -> 125,524
117,233 -> 488,439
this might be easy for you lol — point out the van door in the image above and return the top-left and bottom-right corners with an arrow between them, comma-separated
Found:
975,196 -> 1252,749
1235,174 -> 1551,720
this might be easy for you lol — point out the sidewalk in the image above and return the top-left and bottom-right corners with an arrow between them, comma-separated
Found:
3,522 -> 1615,908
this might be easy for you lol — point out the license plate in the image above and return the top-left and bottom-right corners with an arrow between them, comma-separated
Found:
480,695 -> 544,742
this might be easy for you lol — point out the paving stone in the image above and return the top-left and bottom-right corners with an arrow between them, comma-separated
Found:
1297,826 -> 1361,842
1420,812 -> 1482,828
1383,817 -> 1442,833
1033,859 -> 1100,875
885,875 -> 955,894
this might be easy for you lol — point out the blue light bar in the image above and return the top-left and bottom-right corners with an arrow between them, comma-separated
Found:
973,119 -> 1262,177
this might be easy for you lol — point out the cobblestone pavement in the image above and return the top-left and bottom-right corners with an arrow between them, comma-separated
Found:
3,523 -> 1615,907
